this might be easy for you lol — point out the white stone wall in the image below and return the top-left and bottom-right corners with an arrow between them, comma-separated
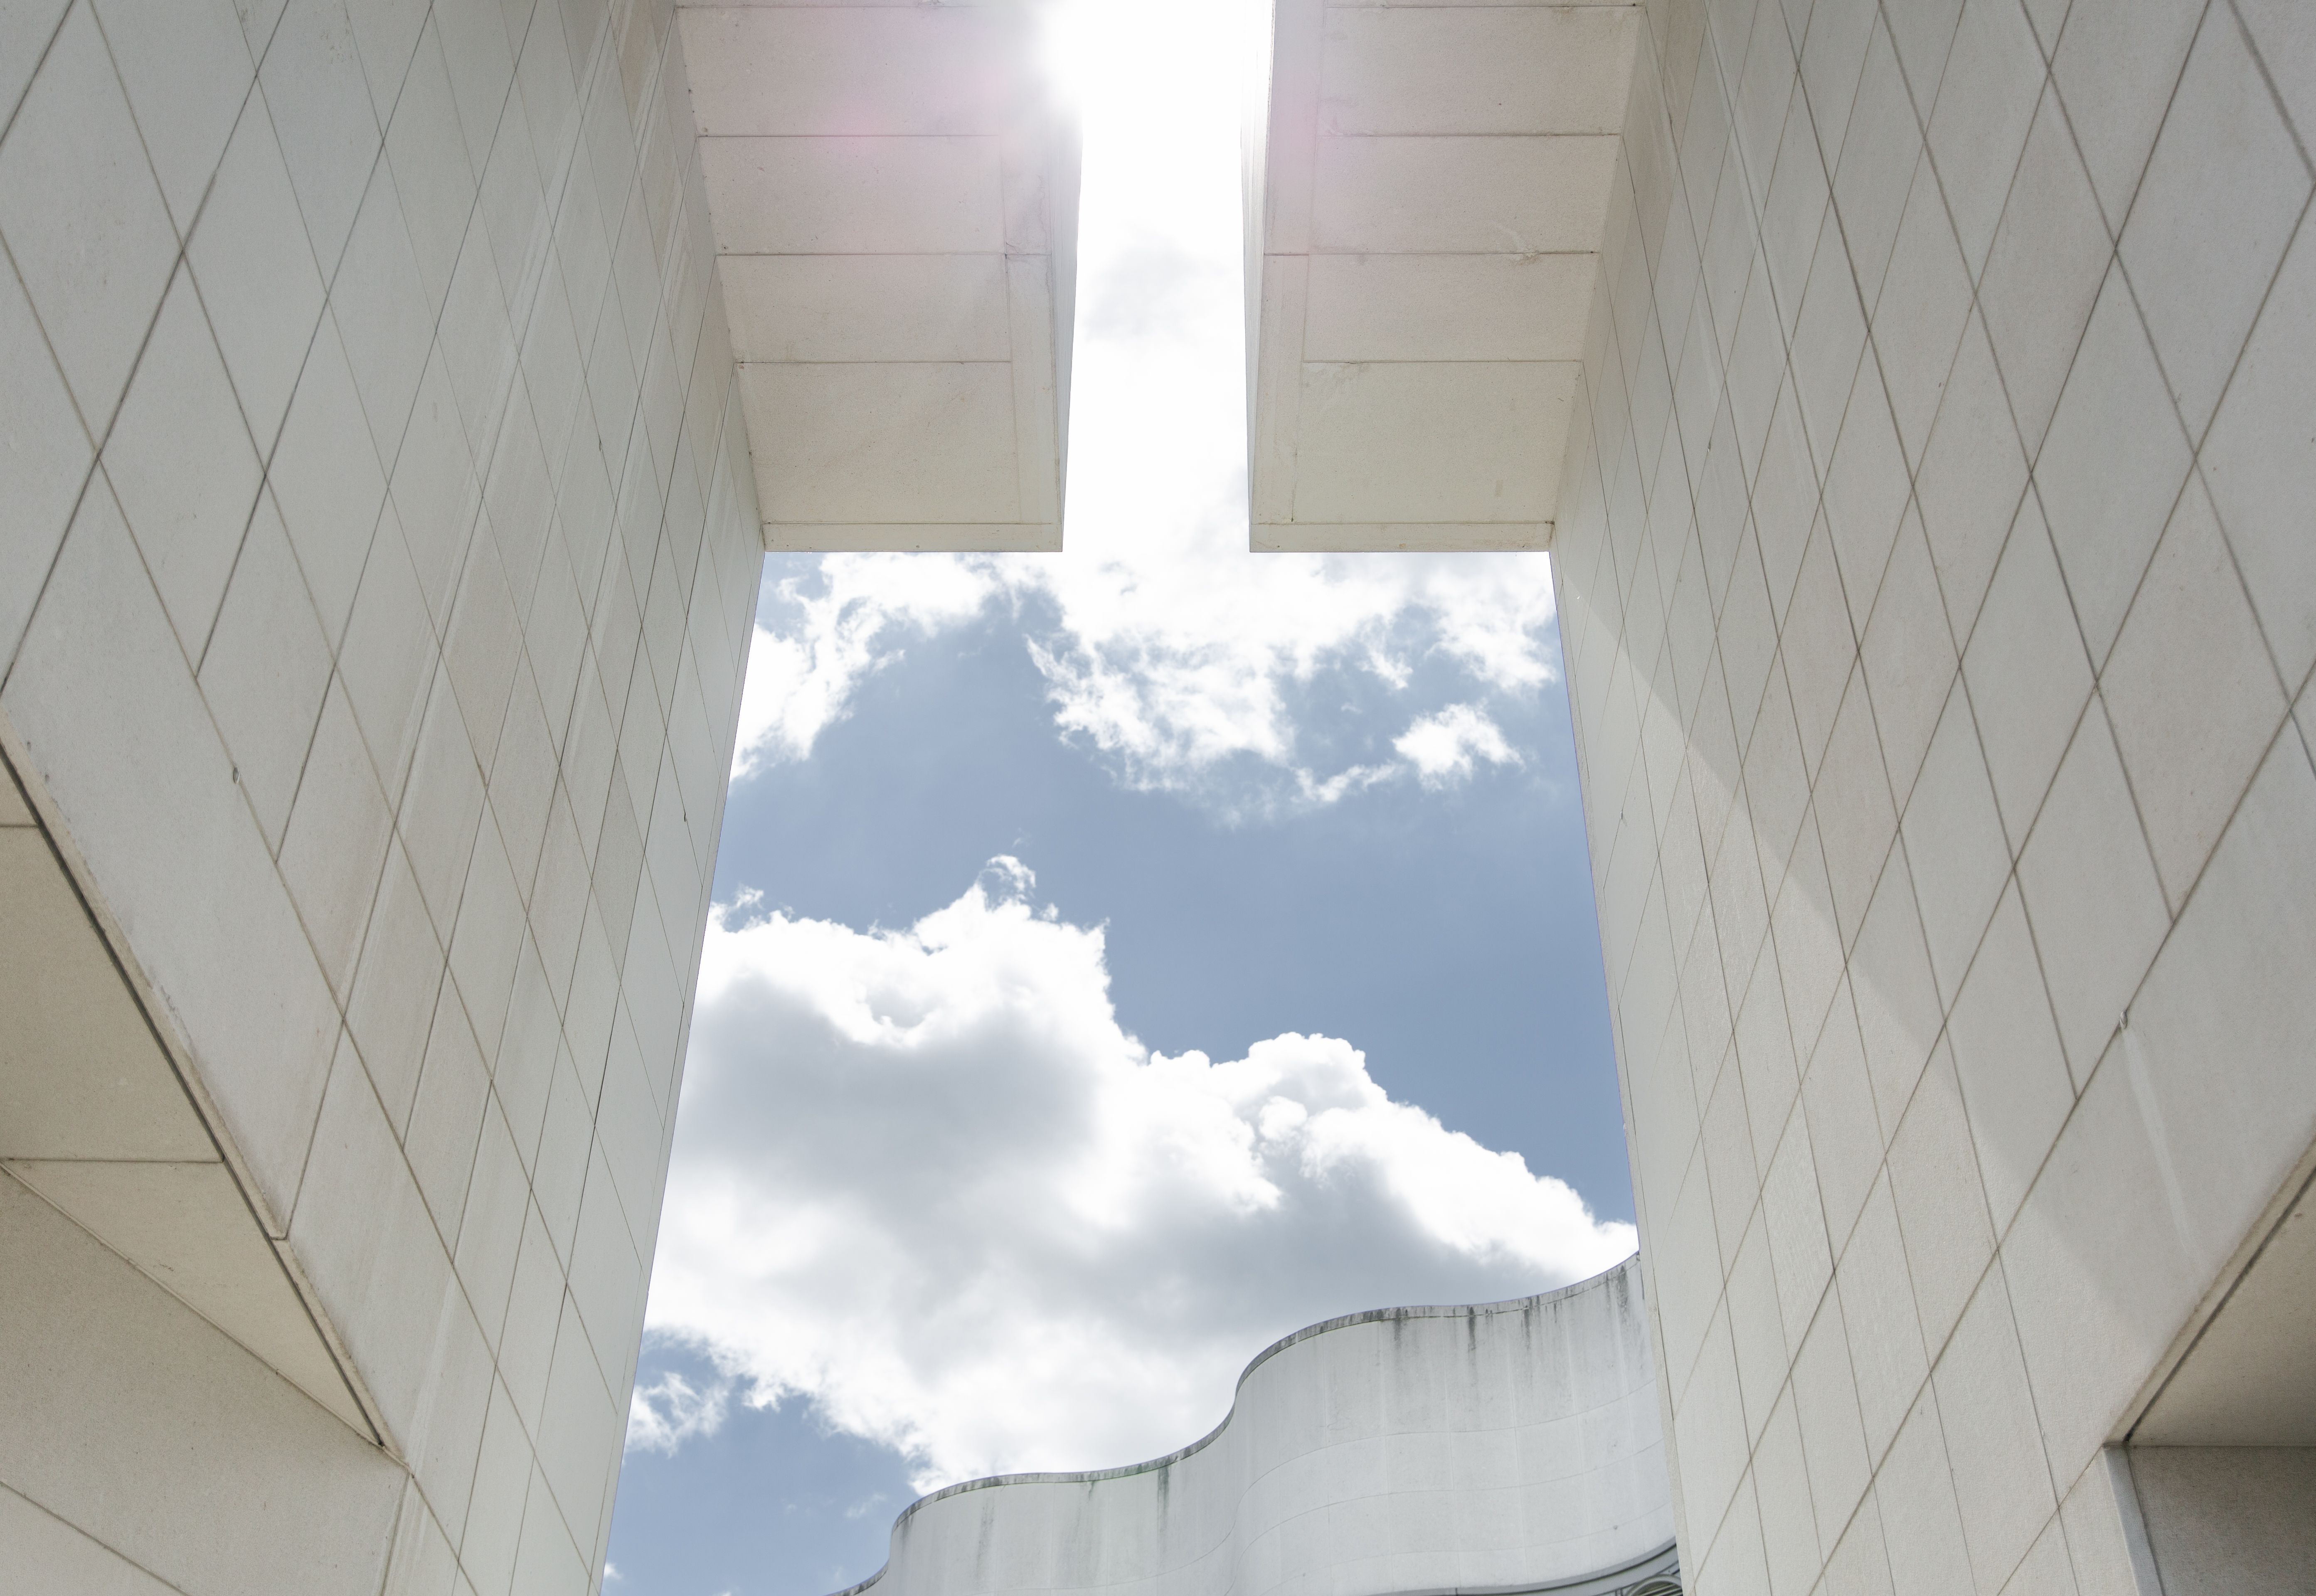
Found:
855,1261 -> 1674,1596
0,0 -> 758,1589
1555,0 -> 2316,1591
0,1170 -> 410,1593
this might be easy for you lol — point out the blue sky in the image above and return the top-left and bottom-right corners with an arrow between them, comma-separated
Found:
711,574 -> 1626,1206
603,5 -> 1633,1591
603,605 -> 1623,1596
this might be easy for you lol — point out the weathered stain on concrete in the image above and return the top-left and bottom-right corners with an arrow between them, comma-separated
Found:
828,1255 -> 1673,1596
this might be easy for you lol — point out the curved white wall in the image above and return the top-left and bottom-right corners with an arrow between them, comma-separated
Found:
838,1256 -> 1675,1596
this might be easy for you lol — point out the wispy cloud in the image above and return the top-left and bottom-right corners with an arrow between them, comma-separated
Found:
626,1367 -> 733,1456
1396,703 -> 1523,789
641,863 -> 1635,1491
1022,549 -> 1555,808
734,555 -> 1002,777
733,548 -> 1558,815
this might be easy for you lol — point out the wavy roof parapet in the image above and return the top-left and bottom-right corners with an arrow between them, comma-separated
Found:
826,1254 -> 1675,1596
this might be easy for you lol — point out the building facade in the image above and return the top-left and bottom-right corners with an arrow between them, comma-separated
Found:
0,0 -> 1073,1591
0,0 -> 766,1587
1240,0 -> 2316,1589
2,0 -> 2311,1592
1544,1 -> 2316,1593
843,1261 -> 1677,1596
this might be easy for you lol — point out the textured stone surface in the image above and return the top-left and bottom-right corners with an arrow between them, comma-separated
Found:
1547,0 -> 2316,1591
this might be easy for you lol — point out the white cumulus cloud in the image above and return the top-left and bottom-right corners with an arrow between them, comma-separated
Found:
640,863 -> 1635,1491
1395,703 -> 1523,789
1020,549 -> 1555,808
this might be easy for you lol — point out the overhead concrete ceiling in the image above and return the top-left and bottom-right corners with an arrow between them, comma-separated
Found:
2136,1172 -> 2316,1446
1246,0 -> 1638,552
0,761 -> 369,1436
677,0 -> 1080,552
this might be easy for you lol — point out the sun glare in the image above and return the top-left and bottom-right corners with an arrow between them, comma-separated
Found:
1039,0 -> 1269,126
